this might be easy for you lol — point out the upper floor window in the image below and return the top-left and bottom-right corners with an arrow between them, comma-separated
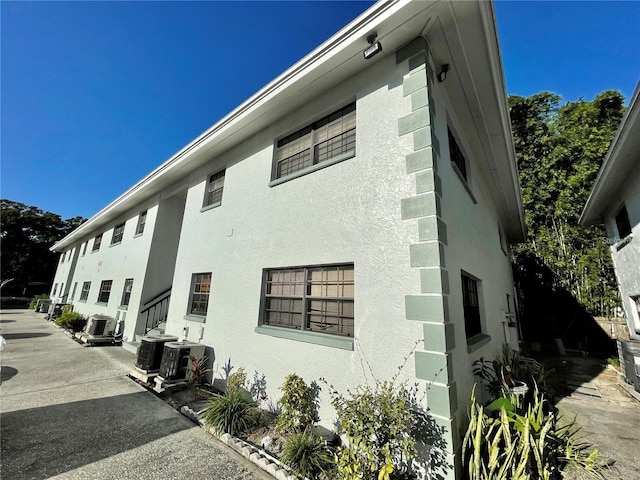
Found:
82,242 -> 88,256
260,264 -> 354,337
273,103 -> 356,181
68,249 -> 72,261
135,211 -> 147,235
448,128 -> 467,181
203,170 -> 225,208
615,205 -> 632,239
97,280 -> 112,304
92,234 -> 103,252
121,278 -> 134,307
111,223 -> 125,245
52,283 -> 58,296
79,281 -> 91,301
462,273 -> 482,340
70,282 -> 78,301
189,273 -> 211,316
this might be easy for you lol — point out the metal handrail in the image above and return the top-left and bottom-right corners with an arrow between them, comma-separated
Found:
140,288 -> 171,334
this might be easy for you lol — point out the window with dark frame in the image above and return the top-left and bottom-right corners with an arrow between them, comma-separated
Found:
111,223 -> 125,245
189,273 -> 211,316
79,282 -> 91,301
82,242 -> 88,256
71,282 -> 78,301
448,128 -> 467,181
274,103 -> 356,180
135,211 -> 147,235
261,264 -> 354,337
52,283 -> 58,296
121,278 -> 134,306
92,234 -> 103,252
97,280 -> 112,303
204,170 -> 225,207
462,273 -> 482,339
67,250 -> 72,261
615,205 -> 632,239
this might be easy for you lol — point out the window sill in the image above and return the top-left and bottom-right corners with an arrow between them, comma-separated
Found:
615,234 -> 632,251
451,162 -> 477,204
91,250 -> 100,254
269,150 -> 355,187
200,202 -> 222,213
255,325 -> 354,350
184,314 -> 206,323
78,300 -> 87,303
95,302 -> 108,306
467,333 -> 491,353
109,241 -> 122,248
117,305 -> 129,311
133,232 -> 144,238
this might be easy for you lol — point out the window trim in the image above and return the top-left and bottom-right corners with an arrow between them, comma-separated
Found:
79,281 -> 91,302
111,222 -> 125,245
81,242 -> 88,256
447,127 -> 477,204
461,272 -> 485,345
97,280 -> 112,304
187,272 -> 212,318
92,234 -> 103,252
120,278 -> 134,308
135,211 -> 147,236
258,263 -> 354,341
52,283 -> 58,296
270,102 -> 356,185
70,282 -> 78,301
202,169 -> 226,209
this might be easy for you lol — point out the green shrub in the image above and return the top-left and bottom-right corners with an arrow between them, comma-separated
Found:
55,311 -> 87,332
277,374 -> 319,434
203,389 -> 256,436
462,386 -> 605,479
280,430 -> 335,480
227,367 -> 247,392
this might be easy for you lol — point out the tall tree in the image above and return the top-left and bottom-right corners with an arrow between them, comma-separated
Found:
509,91 -> 625,317
0,200 -> 85,296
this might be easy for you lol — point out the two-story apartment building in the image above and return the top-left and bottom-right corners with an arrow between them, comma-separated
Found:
50,1 -> 525,475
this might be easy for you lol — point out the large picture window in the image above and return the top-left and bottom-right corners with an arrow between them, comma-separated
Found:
260,264 -> 354,337
189,273 -> 211,316
97,280 -> 112,304
462,273 -> 482,339
274,103 -> 356,180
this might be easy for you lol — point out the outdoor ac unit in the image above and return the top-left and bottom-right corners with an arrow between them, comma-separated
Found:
136,334 -> 179,371
35,299 -> 52,313
85,315 -> 117,337
619,340 -> 640,392
158,341 -> 205,381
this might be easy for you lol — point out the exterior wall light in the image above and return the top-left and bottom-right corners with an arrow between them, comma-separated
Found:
438,64 -> 450,82
363,33 -> 382,60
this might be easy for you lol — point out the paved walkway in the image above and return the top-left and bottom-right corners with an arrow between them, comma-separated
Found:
0,309 -> 270,480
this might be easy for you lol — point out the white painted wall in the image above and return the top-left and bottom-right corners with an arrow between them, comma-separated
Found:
605,166 -> 640,339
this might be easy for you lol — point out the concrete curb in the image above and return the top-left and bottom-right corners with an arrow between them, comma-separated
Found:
179,405 -> 298,480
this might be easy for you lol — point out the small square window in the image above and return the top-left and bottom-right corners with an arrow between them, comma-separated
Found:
121,278 -> 134,306
79,282 -> 91,301
92,234 -> 103,252
97,280 -> 112,304
189,273 -> 212,316
135,211 -> 147,235
111,223 -> 125,245
615,205 -> 632,239
462,273 -> 482,340
203,170 -> 225,208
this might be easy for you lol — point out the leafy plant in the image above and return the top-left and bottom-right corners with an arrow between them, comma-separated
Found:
462,385 -> 605,479
187,355 -> 211,387
277,374 -> 320,434
55,311 -> 86,332
280,429 -> 335,480
249,370 -> 268,403
227,367 -> 247,393
28,294 -> 49,310
222,357 -> 234,379
203,389 -> 257,436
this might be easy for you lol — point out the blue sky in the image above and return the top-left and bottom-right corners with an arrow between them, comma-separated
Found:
2,1 -> 639,220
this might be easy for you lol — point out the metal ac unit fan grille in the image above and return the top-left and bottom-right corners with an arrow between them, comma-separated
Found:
159,347 -> 191,381
136,336 -> 177,371
87,319 -> 107,336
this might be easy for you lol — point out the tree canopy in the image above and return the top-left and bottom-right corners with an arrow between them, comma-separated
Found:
509,91 -> 625,317
0,199 -> 85,296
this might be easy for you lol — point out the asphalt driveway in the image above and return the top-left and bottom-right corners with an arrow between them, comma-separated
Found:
0,309 -> 269,480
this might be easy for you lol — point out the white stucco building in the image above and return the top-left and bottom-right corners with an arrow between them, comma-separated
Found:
581,82 -> 640,389
50,1 -> 525,475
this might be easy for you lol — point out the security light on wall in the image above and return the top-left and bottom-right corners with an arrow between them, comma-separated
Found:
363,34 -> 382,60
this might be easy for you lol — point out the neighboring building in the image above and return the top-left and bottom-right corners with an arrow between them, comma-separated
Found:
581,82 -> 640,389
50,1 -> 525,475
